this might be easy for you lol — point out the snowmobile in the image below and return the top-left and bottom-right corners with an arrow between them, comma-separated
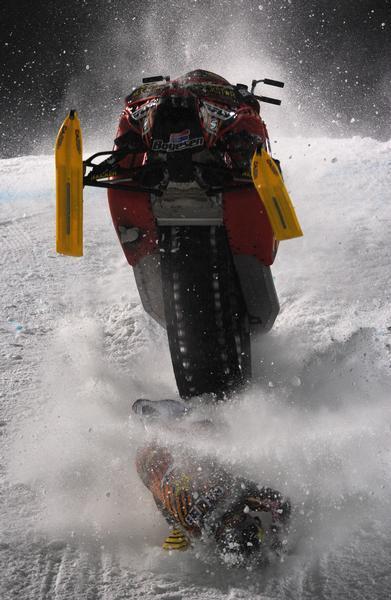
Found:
132,398 -> 291,563
55,69 -> 302,399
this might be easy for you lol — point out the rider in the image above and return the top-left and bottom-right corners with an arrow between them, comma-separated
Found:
133,399 -> 290,561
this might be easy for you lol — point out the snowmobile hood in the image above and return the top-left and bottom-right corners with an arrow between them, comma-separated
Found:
174,69 -> 231,86
127,70 -> 235,105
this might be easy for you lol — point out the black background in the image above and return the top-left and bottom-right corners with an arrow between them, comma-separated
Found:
1,0 -> 390,157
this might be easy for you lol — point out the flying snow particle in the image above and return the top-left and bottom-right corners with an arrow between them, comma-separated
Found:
350,117 -> 355,123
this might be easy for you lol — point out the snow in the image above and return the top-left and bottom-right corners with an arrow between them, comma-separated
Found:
1,136 -> 391,598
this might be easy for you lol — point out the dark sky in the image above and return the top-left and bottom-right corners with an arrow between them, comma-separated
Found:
1,0 -> 390,157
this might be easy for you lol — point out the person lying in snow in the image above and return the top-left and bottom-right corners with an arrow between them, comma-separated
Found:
132,399 -> 290,563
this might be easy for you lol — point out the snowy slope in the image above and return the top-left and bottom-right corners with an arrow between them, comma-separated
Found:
1,137 -> 391,599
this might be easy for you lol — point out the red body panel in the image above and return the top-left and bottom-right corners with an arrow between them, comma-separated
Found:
224,187 -> 277,266
108,188 -> 158,266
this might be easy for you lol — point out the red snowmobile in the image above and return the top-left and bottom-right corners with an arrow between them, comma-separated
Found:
55,69 -> 302,399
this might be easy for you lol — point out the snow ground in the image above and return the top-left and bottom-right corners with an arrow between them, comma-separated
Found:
1,136 -> 391,599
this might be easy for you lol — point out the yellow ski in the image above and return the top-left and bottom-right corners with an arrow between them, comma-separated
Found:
55,110 -> 83,256
251,148 -> 303,241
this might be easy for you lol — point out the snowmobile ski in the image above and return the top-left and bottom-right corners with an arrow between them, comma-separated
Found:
251,148 -> 303,241
55,110 -> 84,256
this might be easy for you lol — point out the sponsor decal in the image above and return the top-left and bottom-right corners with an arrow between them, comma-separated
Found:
189,83 -> 237,99
209,119 -> 218,130
131,98 -> 159,121
201,112 -> 221,136
152,135 -> 204,152
202,101 -> 236,121
169,129 -> 190,144
129,83 -> 168,101
89,168 -> 119,181
128,81 -> 238,105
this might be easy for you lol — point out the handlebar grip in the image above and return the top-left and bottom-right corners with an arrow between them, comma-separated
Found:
256,95 -> 282,105
263,79 -> 285,88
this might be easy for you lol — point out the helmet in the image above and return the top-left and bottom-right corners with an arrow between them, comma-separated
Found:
214,507 -> 265,560
213,487 -> 290,562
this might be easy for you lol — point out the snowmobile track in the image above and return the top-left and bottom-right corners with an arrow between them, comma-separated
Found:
160,225 -> 251,399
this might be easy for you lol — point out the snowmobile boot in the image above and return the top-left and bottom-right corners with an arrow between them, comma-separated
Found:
162,528 -> 190,551
132,398 -> 190,424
